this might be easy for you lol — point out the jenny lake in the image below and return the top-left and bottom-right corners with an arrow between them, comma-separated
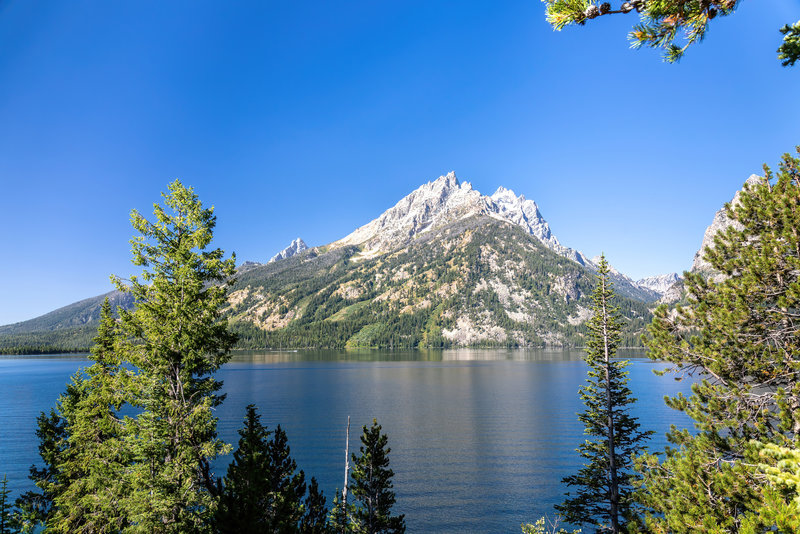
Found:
0,350 -> 694,532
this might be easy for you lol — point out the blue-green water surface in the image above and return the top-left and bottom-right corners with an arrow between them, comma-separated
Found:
0,349 -> 694,532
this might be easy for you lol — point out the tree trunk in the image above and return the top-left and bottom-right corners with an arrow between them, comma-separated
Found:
342,416 -> 350,534
602,277 -> 620,534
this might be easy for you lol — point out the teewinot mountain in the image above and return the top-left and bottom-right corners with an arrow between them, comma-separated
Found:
226,173 -> 655,349
1,173 -> 662,352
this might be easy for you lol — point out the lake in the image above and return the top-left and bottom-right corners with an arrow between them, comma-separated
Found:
0,349 -> 694,532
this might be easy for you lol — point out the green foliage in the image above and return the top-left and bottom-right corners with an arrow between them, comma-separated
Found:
752,443 -> 800,508
217,405 -> 323,534
49,298 -> 130,533
521,517 -> 581,533
262,425 -> 307,531
541,1 -> 798,65
542,0 -> 740,62
112,180 -> 237,533
778,20 -> 800,67
0,475 -> 15,534
555,256 -> 652,533
349,420 -> 405,534
637,149 -> 800,532
327,490 -> 354,534
14,393 -> 72,532
216,404 -> 272,534
301,478 -> 332,534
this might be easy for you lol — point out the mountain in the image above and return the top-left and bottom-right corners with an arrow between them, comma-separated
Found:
636,273 -> 682,295
588,255 -> 666,302
691,175 -> 759,275
332,172 -> 591,266
0,290 -> 134,353
659,174 -> 761,304
269,238 -> 308,263
229,216 -> 652,349
0,171 -> 662,352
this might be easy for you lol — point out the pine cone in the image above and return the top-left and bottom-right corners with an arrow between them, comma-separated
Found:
585,4 -> 600,19
708,7 -> 717,19
621,2 -> 633,13
600,2 -> 611,14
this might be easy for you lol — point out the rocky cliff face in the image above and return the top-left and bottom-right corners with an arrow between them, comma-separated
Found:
659,174 -> 762,304
269,238 -> 308,263
691,175 -> 760,275
636,273 -> 682,295
333,172 -> 591,266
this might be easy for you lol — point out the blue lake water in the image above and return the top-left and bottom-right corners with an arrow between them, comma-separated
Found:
0,349 -> 694,532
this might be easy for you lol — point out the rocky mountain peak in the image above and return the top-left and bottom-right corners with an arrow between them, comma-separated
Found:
269,238 -> 308,263
636,273 -> 682,295
333,172 -> 485,255
333,171 -> 594,267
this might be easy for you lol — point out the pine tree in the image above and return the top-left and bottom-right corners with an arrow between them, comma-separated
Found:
637,148 -> 800,532
112,180 -> 237,533
300,478 -> 330,534
263,425 -> 306,532
0,475 -> 14,534
327,490 -> 354,534
555,255 -> 652,533
542,0 -> 741,62
217,405 -> 308,534
216,404 -> 272,534
49,298 -> 129,533
350,420 -> 405,534
14,390 -> 73,532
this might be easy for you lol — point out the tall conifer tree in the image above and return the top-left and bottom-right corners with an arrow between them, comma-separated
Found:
0,475 -> 13,534
49,298 -> 129,534
350,420 -> 405,534
216,405 -> 273,534
14,389 -> 73,532
637,149 -> 800,532
301,478 -> 331,534
112,180 -> 237,533
263,425 -> 307,532
555,255 -> 651,533
217,405 -> 312,534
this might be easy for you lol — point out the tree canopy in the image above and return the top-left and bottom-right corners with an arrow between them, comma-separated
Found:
636,148 -> 800,532
541,0 -> 799,65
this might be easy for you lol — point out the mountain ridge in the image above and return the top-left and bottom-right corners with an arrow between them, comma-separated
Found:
0,171 -> 679,352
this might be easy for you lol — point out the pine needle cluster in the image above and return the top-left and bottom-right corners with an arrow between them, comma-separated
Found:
541,0 -> 744,62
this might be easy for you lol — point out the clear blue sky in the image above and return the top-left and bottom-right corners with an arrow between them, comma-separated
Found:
1,0 -> 798,325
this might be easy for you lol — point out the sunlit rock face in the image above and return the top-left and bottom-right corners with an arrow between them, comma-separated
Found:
332,171 -> 590,266
269,238 -> 308,263
659,174 -> 761,304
